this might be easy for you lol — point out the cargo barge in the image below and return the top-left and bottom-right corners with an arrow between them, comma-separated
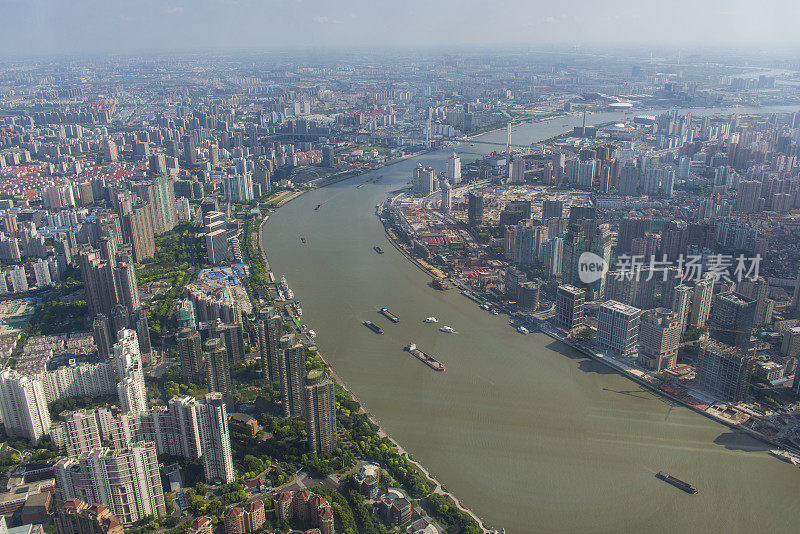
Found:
404,343 -> 445,372
656,471 -> 697,494
363,321 -> 384,334
380,307 -> 400,323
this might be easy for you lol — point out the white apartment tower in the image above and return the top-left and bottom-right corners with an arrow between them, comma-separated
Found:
0,368 -> 52,442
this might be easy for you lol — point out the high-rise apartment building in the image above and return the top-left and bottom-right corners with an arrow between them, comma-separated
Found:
689,274 -> 714,328
120,202 -> 155,262
198,392 -> 235,484
412,164 -> 436,194
205,337 -> 231,396
279,335 -> 306,418
92,315 -> 113,360
54,442 -> 166,525
114,329 -> 147,414
672,284 -> 693,333
257,307 -> 283,382
63,410 -> 103,457
177,328 -> 204,382
304,370 -> 337,455
183,135 -> 197,166
0,368 -> 52,442
78,247 -> 141,319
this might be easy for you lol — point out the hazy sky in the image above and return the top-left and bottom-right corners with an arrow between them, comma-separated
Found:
2,0 -> 800,56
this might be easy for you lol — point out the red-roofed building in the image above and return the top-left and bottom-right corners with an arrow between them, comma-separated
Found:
55,499 -> 123,534
244,500 -> 265,532
319,506 -> 334,534
223,507 -> 245,534
293,490 -> 313,522
188,516 -> 213,534
275,491 -> 293,520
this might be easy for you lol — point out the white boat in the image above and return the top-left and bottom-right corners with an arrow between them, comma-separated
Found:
479,304 -> 490,310
517,326 -> 529,334
308,330 -> 317,339
439,326 -> 454,333
490,309 -> 500,315
424,317 -> 438,323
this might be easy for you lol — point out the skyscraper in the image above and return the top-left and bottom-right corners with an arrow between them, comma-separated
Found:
710,292 -> 756,349
0,368 -> 51,442
258,307 -> 283,382
412,165 -> 436,194
561,222 -> 611,300
736,276 -> 771,325
672,284 -> 693,334
54,442 -> 166,525
542,200 -> 564,220
279,335 -> 306,418
213,321 -> 246,366
445,152 -> 461,184
120,202 -> 155,262
467,192 -> 484,226
541,237 -> 563,278
556,284 -> 585,330
198,392 -> 235,484
115,329 -> 147,414
304,370 -> 337,455
617,217 -> 649,254
638,308 -> 681,372
183,135 -> 197,166
92,314 -> 113,360
223,173 -> 254,203
205,337 -> 231,396
440,181 -> 452,213
177,328 -> 204,382
697,340 -> 754,402
689,274 -> 714,328
63,410 -> 103,457
597,300 -> 642,357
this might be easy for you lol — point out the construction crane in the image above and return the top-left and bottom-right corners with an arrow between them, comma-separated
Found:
696,325 -> 758,402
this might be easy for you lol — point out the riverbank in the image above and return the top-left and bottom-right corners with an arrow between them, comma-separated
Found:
382,196 -> 792,454
256,210 -> 492,533
535,322 -> 796,453
257,107 -> 800,533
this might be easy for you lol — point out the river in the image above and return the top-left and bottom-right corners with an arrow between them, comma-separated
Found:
261,105 -> 800,533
